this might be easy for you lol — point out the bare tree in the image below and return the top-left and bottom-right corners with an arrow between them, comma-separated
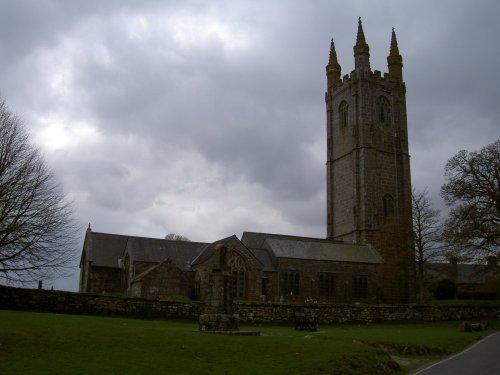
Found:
441,139 -> 500,260
165,233 -> 190,241
412,188 -> 443,292
0,98 -> 78,284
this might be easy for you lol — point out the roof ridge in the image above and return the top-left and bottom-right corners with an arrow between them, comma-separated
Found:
268,237 -> 359,245
92,231 -> 208,245
92,231 -> 161,241
255,233 -> 344,243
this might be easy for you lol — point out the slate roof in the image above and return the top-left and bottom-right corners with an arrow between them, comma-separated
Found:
85,230 -> 383,272
263,238 -> 383,263
87,232 -> 129,268
85,230 -> 207,271
241,231 -> 341,249
247,247 -> 276,272
125,237 -> 207,271
241,231 -> 382,264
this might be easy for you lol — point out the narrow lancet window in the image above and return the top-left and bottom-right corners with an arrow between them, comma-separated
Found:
378,96 -> 391,125
383,194 -> 394,217
339,101 -> 349,128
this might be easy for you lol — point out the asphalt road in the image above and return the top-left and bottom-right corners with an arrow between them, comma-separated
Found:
411,332 -> 500,375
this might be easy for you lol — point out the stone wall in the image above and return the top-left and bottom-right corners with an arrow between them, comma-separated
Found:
234,303 -> 499,324
1,286 -> 498,323
130,259 -> 194,299
0,285 -> 201,320
275,258 -> 380,304
87,266 -> 123,294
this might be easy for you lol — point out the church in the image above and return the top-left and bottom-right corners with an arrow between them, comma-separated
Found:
79,19 -> 416,304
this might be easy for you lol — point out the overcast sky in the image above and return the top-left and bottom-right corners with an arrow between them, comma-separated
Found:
0,0 -> 499,291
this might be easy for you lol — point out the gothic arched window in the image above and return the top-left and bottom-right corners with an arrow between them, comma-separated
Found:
229,253 -> 246,298
339,101 -> 349,128
378,96 -> 391,125
383,194 -> 394,217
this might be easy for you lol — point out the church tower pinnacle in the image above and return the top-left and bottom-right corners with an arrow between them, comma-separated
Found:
326,39 -> 342,88
353,17 -> 370,71
387,27 -> 403,80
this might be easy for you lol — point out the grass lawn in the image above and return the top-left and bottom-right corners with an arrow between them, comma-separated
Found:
0,310 -> 498,374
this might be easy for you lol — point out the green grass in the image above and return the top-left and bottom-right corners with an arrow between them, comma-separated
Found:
0,310 -> 498,375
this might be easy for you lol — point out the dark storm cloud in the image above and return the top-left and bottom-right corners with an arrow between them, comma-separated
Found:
56,2 -> 331,207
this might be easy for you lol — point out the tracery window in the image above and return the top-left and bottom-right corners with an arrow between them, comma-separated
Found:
339,101 -> 349,128
282,271 -> 300,296
229,253 -> 246,298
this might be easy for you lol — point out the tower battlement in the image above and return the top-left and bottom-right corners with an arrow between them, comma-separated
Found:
326,69 -> 406,103
333,69 -> 405,88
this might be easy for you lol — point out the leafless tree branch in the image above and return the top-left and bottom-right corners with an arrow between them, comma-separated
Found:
412,188 -> 444,291
0,98 -> 79,285
441,139 -> 500,260
164,233 -> 190,241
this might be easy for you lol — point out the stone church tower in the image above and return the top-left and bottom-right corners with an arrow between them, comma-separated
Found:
325,19 -> 415,303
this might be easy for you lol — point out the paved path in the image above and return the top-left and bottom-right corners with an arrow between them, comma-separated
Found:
411,332 -> 500,375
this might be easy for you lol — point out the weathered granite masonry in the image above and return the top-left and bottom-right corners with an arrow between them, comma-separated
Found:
198,245 -> 240,331
0,285 -> 201,320
233,303 -> 499,324
326,21 -> 415,303
1,286 -> 497,323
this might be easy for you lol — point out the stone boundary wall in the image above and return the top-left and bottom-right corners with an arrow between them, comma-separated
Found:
234,303 -> 499,324
0,285 -> 201,320
1,286 -> 498,323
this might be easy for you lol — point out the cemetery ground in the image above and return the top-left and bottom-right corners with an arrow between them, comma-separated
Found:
0,310 -> 498,374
